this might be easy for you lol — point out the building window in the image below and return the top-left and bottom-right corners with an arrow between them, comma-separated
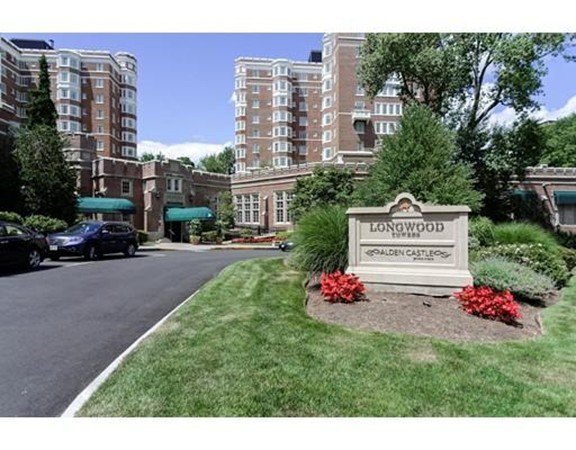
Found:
95,78 -> 104,88
122,132 -> 136,143
252,85 -> 259,94
234,194 -> 259,224
272,156 -> 291,168
323,79 -> 332,92
354,121 -> 366,134
299,102 -> 308,112
375,121 -> 397,135
559,205 -> 576,225
356,84 -> 366,96
235,148 -> 246,159
322,130 -> 332,143
95,63 -> 104,71
252,115 -> 260,124
298,145 -> 308,155
96,109 -> 104,119
322,113 -> 332,126
322,148 -> 333,161
96,125 -> 104,134
252,99 -> 260,109
274,191 -> 293,224
96,140 -> 104,151
253,144 -> 260,153
96,94 -> 104,104
121,180 -> 133,196
122,146 -> 135,158
166,177 -> 182,193
252,130 -> 260,138
323,96 -> 332,109
299,117 -> 308,126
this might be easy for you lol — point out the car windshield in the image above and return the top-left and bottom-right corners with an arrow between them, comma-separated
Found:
65,222 -> 102,235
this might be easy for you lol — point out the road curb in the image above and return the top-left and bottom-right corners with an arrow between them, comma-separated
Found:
60,290 -> 200,417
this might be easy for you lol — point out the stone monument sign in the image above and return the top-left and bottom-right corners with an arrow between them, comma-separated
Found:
346,193 -> 472,296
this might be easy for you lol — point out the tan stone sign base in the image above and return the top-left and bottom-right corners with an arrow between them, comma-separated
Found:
346,193 -> 473,297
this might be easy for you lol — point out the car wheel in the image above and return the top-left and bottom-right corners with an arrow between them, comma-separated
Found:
84,244 -> 98,261
124,242 -> 136,257
28,248 -> 42,269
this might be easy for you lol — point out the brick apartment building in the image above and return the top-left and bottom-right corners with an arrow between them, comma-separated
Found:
230,33 -> 405,230
0,36 -> 138,161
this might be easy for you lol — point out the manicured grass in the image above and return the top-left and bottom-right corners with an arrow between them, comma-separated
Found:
79,258 -> 576,416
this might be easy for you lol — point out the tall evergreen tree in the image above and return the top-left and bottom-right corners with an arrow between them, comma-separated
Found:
13,55 -> 78,224
354,103 -> 483,211
26,55 -> 58,129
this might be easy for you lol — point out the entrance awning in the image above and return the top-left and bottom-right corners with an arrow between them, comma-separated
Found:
512,189 -> 537,199
78,197 -> 136,214
165,207 -> 215,222
554,191 -> 576,205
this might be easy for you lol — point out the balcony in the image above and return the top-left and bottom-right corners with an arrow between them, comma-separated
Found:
351,109 -> 371,122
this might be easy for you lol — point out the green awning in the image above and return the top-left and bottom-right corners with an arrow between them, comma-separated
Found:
165,207 -> 215,222
554,191 -> 576,205
78,197 -> 136,214
512,189 -> 537,199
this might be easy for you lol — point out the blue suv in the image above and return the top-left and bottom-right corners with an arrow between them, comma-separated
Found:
48,221 -> 138,261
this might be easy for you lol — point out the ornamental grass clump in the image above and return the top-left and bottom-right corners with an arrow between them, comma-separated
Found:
320,271 -> 366,303
492,222 -> 560,252
455,285 -> 521,325
290,205 -> 348,274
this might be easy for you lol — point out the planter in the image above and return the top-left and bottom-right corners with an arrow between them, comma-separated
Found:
190,236 -> 201,245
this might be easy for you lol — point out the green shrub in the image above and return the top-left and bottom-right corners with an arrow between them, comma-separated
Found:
470,257 -> 555,304
0,211 -> 23,224
558,247 -> 576,272
492,222 -> 560,252
22,215 -> 68,234
474,243 -> 570,287
137,230 -> 149,245
188,219 -> 203,237
469,216 -> 495,249
275,231 -> 293,241
201,230 -> 219,243
553,229 -> 576,249
290,205 -> 348,274
240,229 -> 254,238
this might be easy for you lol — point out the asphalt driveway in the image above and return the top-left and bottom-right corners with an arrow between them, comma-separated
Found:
0,249 -> 275,417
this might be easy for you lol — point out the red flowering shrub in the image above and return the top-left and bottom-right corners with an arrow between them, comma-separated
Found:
455,285 -> 521,324
231,236 -> 276,244
320,271 -> 366,303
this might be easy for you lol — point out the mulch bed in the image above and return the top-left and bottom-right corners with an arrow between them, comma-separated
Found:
305,277 -> 559,343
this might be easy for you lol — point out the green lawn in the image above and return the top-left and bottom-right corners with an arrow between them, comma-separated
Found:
79,258 -> 576,416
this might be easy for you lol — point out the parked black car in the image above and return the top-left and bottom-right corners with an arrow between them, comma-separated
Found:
278,240 -> 295,252
0,221 -> 48,270
48,221 -> 138,261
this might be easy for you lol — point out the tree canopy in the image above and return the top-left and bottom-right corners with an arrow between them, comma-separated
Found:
198,146 -> 235,174
539,114 -> 576,167
139,152 -> 165,162
14,125 -> 78,224
359,33 -> 575,133
289,166 -> 356,222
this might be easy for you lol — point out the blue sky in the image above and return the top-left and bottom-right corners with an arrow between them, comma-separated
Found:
4,32 -> 576,162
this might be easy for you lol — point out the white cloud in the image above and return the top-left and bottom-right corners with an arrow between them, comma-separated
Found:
489,95 -> 576,127
137,140 -> 232,164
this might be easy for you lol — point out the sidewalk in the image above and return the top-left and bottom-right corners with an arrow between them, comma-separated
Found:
139,241 -> 282,252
